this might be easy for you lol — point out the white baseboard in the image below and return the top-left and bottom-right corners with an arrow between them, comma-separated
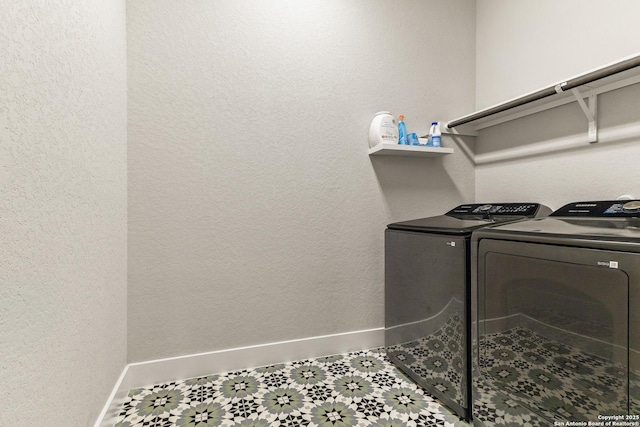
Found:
95,327 -> 384,427
94,364 -> 130,427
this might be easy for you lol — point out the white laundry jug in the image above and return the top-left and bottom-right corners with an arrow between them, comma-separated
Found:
368,111 -> 398,148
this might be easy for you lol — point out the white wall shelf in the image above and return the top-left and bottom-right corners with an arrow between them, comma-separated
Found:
368,143 -> 454,157
446,53 -> 640,142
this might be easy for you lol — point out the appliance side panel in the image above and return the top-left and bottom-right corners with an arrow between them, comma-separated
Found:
475,238 -> 637,422
385,229 -> 469,413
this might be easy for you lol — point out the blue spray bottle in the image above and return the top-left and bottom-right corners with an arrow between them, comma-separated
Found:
398,115 -> 407,145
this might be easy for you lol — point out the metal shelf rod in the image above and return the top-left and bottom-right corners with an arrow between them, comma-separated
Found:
447,54 -> 640,129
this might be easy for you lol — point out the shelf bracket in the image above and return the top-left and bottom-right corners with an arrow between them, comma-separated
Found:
570,88 -> 598,143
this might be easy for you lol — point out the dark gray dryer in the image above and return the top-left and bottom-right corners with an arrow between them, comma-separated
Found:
471,200 -> 640,426
385,202 -> 551,420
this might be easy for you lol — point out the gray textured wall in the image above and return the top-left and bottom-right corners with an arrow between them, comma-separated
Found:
475,0 -> 640,208
0,1 -> 127,426
476,0 -> 640,110
127,0 -> 476,362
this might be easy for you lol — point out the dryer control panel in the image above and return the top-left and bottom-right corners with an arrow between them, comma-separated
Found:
446,203 -> 544,217
551,200 -> 640,217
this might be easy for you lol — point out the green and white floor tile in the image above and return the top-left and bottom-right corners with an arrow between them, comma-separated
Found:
475,326 -> 638,426
114,349 -> 469,427
114,330 -> 637,426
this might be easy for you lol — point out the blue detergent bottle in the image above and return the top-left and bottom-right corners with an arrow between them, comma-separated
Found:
398,115 -> 407,145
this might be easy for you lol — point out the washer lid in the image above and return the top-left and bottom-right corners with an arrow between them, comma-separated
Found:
387,214 -> 528,235
387,202 -> 550,234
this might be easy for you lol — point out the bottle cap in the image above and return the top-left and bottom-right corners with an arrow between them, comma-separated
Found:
432,121 -> 438,125
399,115 -> 405,120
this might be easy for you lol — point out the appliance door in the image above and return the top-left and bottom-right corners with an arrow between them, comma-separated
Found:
475,239 -> 639,423
385,229 -> 470,419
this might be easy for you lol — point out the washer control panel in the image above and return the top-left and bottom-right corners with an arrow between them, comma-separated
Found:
551,200 -> 640,217
446,203 -> 543,217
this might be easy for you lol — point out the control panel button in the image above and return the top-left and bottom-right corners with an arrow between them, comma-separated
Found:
446,203 -> 542,218
496,204 -> 533,214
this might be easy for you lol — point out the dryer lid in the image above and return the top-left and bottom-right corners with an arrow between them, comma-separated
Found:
551,200 -> 640,217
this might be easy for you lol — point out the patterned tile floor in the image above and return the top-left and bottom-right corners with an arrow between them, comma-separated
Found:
386,313 -> 466,407
475,326 -> 638,426
114,349 -> 469,427
114,331 -> 638,426
387,319 -> 639,426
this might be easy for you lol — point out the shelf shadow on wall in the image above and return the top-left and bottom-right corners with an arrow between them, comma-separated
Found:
473,84 -> 640,166
369,136 -> 476,219
474,125 -> 640,166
